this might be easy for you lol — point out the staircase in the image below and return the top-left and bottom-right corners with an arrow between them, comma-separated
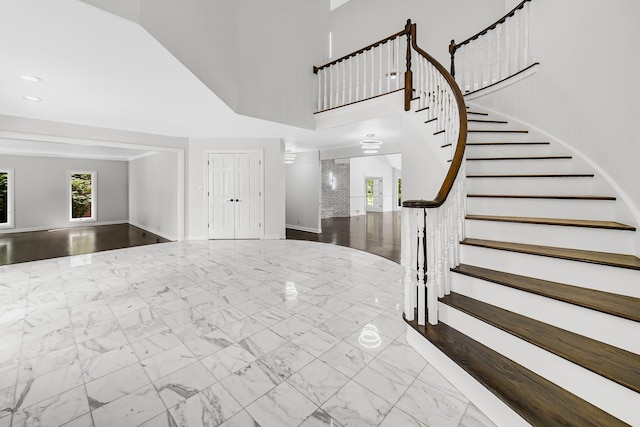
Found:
407,105 -> 640,426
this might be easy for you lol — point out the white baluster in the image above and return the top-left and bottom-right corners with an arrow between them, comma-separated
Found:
356,54 -> 360,101
425,209 -> 437,325
496,26 -> 503,82
348,58 -> 353,104
370,48 -> 374,98
378,44 -> 383,95
505,18 -> 511,77
387,41 -> 391,93
363,52 -> 367,99
515,8 -> 521,72
395,38 -> 400,91
402,208 -> 416,321
342,61 -> 346,106
524,1 -> 531,66
417,209 -> 426,325
488,31 -> 493,84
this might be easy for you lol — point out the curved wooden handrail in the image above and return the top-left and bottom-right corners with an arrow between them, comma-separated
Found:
403,22 -> 468,209
451,0 -> 532,52
313,28 -> 408,74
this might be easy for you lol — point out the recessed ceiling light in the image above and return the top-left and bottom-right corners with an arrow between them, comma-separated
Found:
363,150 -> 378,154
366,133 -> 375,138
20,75 -> 42,82
23,96 -> 42,102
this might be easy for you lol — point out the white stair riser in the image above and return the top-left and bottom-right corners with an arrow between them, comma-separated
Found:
467,177 -> 594,196
460,245 -> 640,298
466,144 -> 553,158
466,121 -> 522,131
439,304 -> 640,426
465,220 -> 635,254
466,159 -> 575,174
466,197 -> 616,221
450,273 -> 640,354
466,132 -> 534,143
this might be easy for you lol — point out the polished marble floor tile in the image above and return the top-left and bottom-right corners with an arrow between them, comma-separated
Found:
0,240 -> 496,426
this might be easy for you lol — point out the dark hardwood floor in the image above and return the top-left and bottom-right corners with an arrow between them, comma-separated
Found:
0,223 -> 170,266
286,211 -> 401,263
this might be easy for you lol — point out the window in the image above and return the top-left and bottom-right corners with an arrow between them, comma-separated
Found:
0,169 -> 13,228
70,172 -> 96,222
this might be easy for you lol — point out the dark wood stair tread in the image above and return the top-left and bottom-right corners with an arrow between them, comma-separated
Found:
404,317 -> 627,426
466,111 -> 489,116
465,214 -> 635,231
440,292 -> 640,393
415,106 -> 429,112
467,194 -> 616,200
467,156 -> 571,161
468,129 -> 529,133
467,173 -> 593,178
468,119 -> 509,124
452,264 -> 640,322
461,238 -> 640,270
467,141 -> 550,146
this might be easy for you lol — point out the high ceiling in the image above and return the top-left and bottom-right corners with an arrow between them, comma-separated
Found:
0,0 -> 399,160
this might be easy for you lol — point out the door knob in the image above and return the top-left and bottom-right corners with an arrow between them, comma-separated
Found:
228,199 -> 234,202
235,199 -> 240,202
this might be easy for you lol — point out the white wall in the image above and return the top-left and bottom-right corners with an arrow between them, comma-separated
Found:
0,154 -> 128,233
286,151 -> 321,233
470,0 -> 640,228
129,151 -> 181,240
350,155 -> 395,215
138,0 -> 329,129
188,138 -> 285,240
330,0 -> 505,68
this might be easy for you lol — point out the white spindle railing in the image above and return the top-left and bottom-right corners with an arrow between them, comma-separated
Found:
314,30 -> 409,112
450,0 -> 535,94
402,23 -> 467,326
315,21 -> 467,326
403,172 -> 465,325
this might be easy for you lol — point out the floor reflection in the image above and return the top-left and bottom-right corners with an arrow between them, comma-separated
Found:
286,211 -> 401,263
0,223 -> 170,266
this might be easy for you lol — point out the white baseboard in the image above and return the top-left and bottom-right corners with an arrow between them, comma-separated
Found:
285,224 -> 321,234
262,233 -> 285,240
128,221 -> 176,241
0,220 -> 127,235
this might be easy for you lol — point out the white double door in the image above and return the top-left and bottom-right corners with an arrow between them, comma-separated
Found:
208,152 -> 263,239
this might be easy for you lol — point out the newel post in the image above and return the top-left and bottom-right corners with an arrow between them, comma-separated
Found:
404,19 -> 413,111
449,40 -> 457,79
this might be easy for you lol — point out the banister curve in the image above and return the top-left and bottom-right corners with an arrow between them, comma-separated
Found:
402,22 -> 468,209
313,28 -> 408,74
451,0 -> 532,51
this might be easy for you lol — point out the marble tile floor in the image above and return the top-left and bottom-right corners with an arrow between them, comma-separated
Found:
0,239 -> 495,427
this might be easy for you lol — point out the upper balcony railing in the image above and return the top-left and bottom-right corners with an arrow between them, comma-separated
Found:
314,24 -> 412,113
314,21 -> 468,327
449,0 -> 537,95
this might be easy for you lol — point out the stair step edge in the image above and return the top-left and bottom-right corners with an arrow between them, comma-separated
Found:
451,263 -> 640,322
461,238 -> 640,271
441,292 -> 640,393
464,215 -> 636,231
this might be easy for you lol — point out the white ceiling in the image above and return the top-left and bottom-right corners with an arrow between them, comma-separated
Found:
0,0 -> 397,160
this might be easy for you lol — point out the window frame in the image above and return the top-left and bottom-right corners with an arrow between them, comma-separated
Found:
0,169 -> 14,229
69,170 -> 97,223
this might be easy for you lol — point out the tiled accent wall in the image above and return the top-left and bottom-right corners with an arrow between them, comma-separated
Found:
321,160 -> 350,218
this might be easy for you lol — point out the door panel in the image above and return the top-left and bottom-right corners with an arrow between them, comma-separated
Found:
209,152 -> 262,239
209,154 -> 236,239
366,177 -> 383,212
234,153 -> 261,239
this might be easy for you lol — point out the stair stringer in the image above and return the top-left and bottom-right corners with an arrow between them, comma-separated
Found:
466,100 -> 640,256
405,326 -> 531,427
